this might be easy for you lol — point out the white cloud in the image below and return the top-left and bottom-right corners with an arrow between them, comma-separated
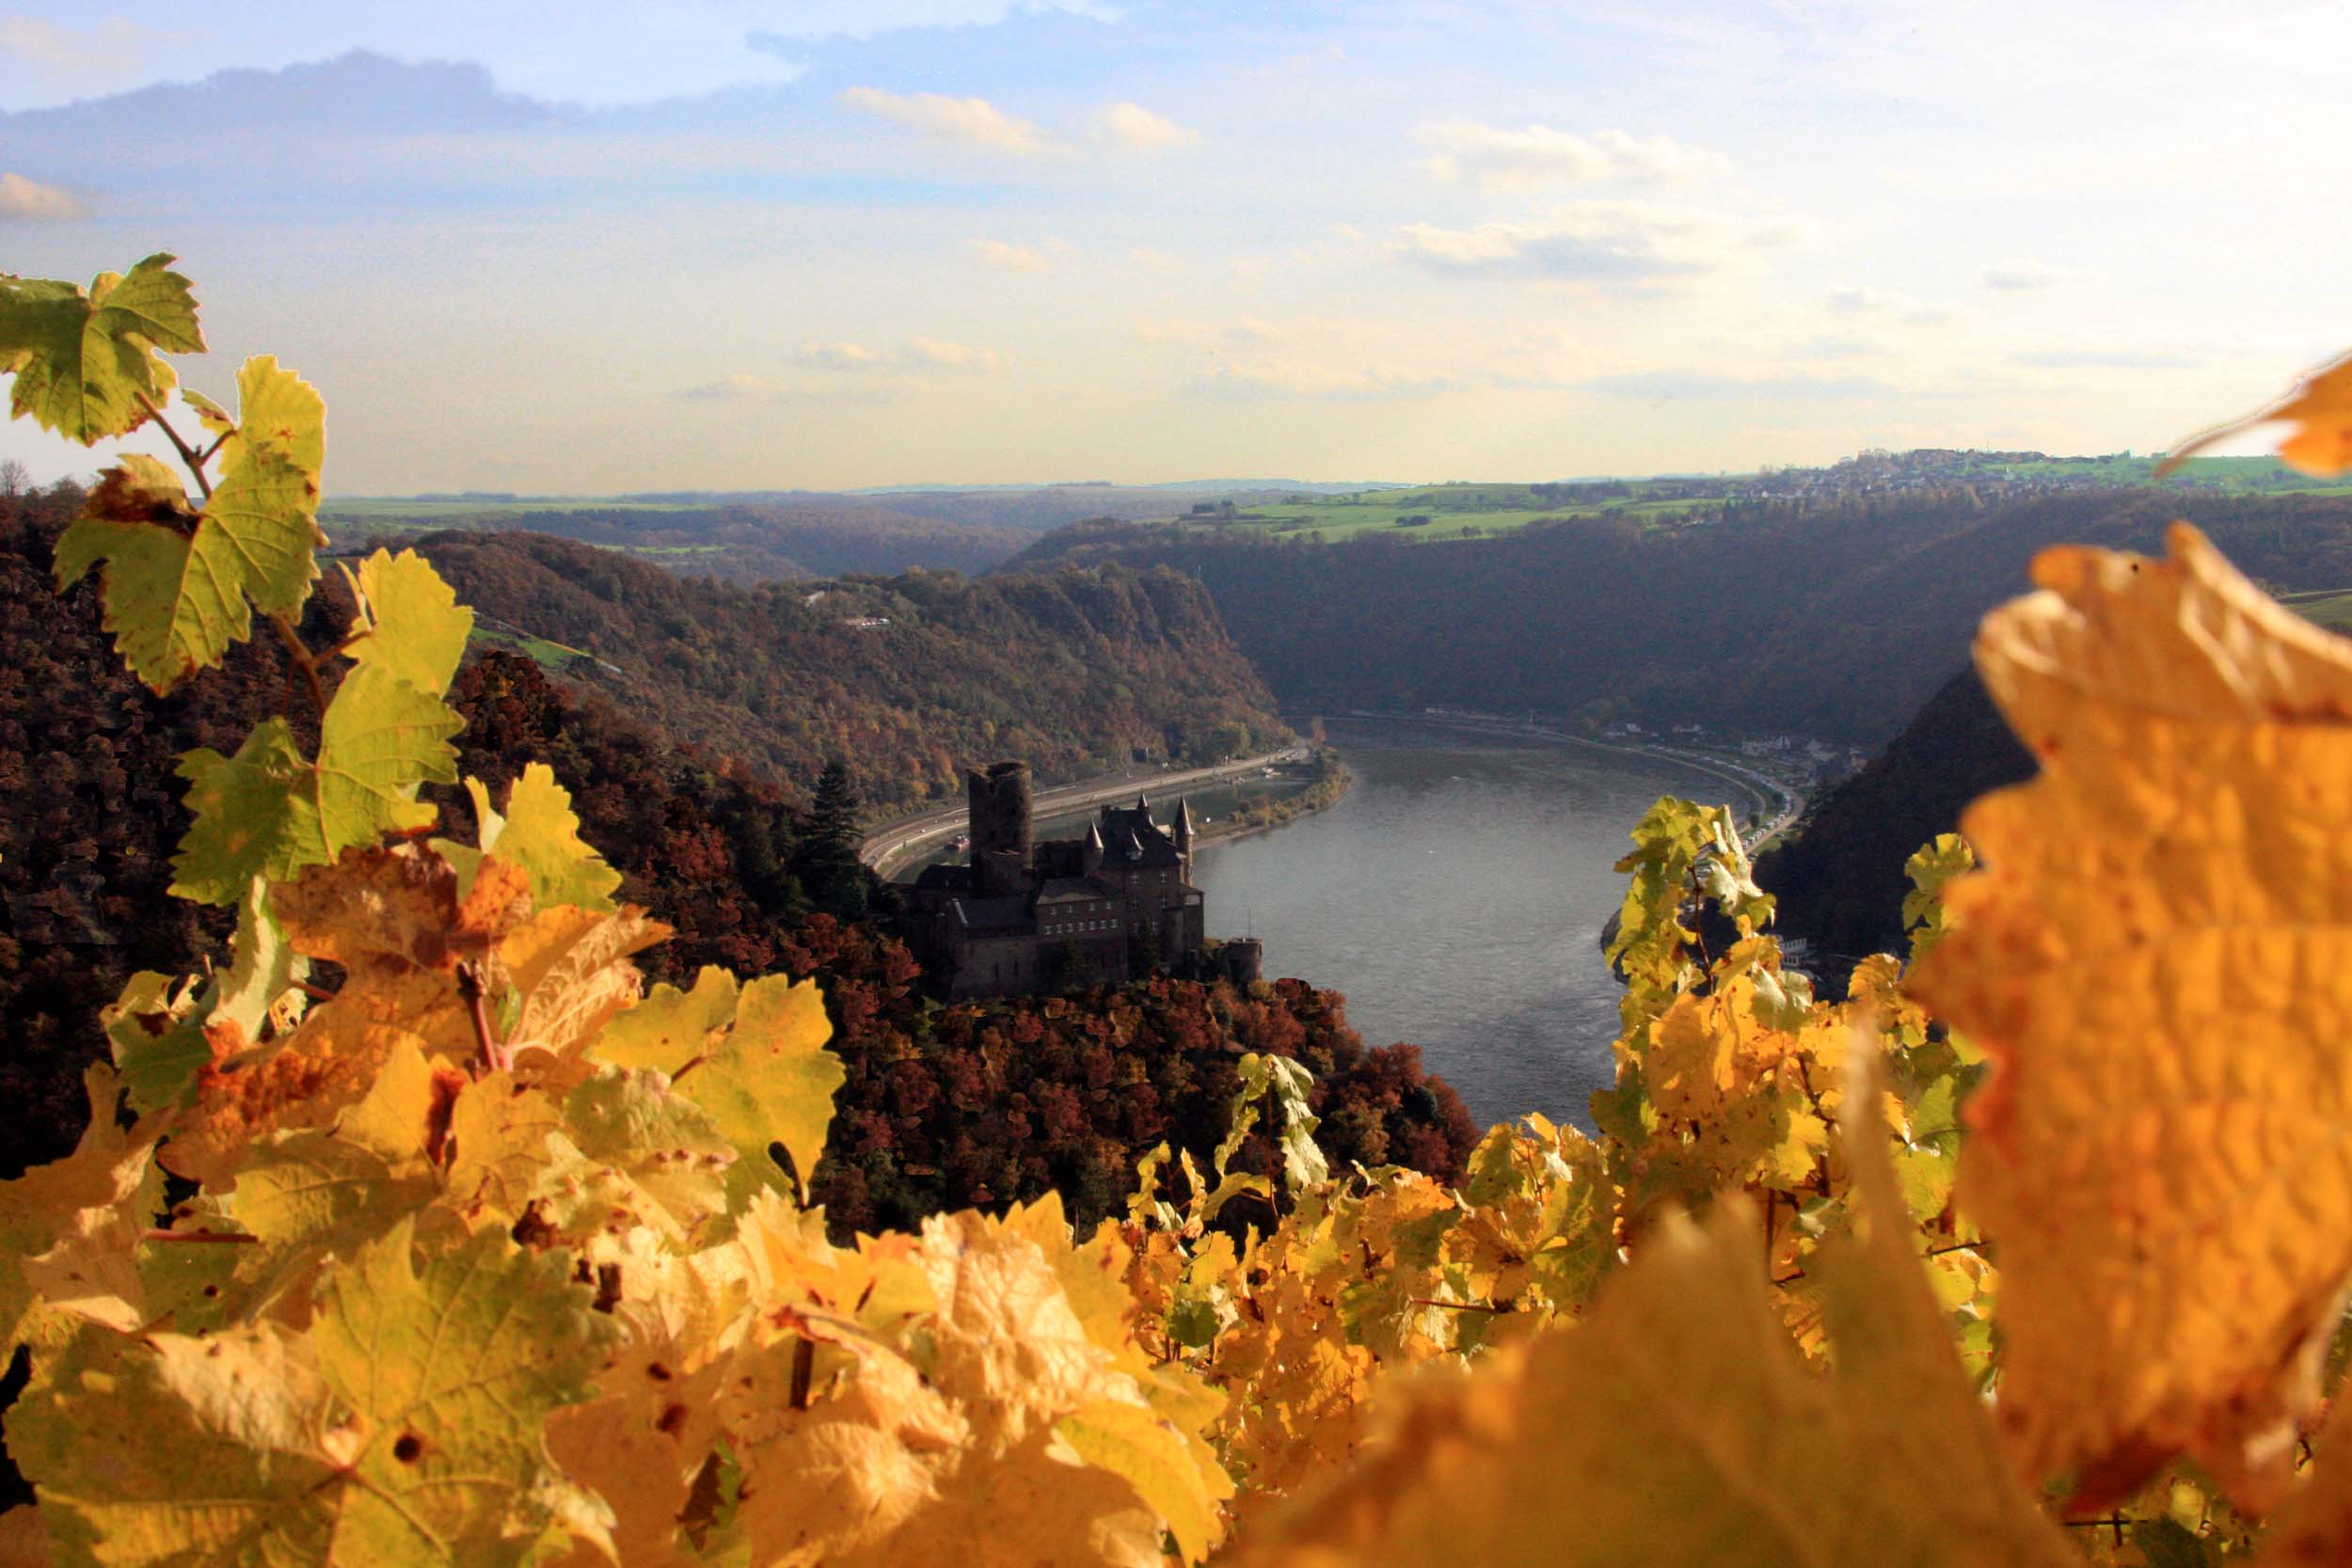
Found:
1417,123 -> 1732,189
1098,101 -> 1201,152
905,336 -> 1004,370
0,15 -> 164,81
1392,201 -> 1804,285
676,372 -> 795,402
838,86 -> 1052,153
1980,257 -> 2093,291
971,238 -> 1053,271
0,172 -> 87,221
1826,285 -> 1959,325
791,339 -> 1005,373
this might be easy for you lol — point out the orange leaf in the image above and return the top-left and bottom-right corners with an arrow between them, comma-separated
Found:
1913,521 -> 2352,1512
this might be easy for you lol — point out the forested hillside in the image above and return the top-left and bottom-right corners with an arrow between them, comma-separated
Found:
1014,489 -> 2352,743
413,529 -> 1291,813
1755,668 -> 2034,970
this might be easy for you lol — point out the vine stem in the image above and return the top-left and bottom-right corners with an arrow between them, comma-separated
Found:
455,962 -> 510,1076
134,392 -> 212,500
269,613 -> 330,720
141,1228 -> 257,1244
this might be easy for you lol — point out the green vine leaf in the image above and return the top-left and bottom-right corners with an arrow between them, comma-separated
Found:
54,450 -> 322,694
168,669 -> 461,904
0,253 -> 203,444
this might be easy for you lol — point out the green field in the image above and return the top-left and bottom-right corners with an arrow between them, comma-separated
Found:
468,619 -> 596,671
1159,482 -> 1723,543
2278,588 -> 2352,634
321,497 -> 711,520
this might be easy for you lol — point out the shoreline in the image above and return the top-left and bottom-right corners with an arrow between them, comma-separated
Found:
1185,748 -> 1353,852
1304,710 -> 1806,848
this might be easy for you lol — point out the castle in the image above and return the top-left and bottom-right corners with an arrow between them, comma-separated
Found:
896,761 -> 1261,999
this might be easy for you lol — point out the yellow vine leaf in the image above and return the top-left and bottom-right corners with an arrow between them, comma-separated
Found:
2166,350 -> 2352,478
1,1067 -> 160,1354
8,1222 -> 619,1568
593,964 -> 739,1075
1911,521 -> 2352,1511
188,355 -> 326,484
730,1209 -> 1221,1568
437,763 -> 622,915
342,547 -> 471,698
542,1336 -> 728,1568
593,972 -> 838,1196
1232,1074 -> 2072,1568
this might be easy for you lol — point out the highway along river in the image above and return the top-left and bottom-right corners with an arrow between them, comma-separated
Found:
1189,717 -> 1769,1129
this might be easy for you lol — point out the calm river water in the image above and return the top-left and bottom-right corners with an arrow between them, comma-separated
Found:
1189,718 -> 1760,1129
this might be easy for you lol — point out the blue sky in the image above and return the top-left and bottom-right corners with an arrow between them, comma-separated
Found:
3,1 -> 2344,491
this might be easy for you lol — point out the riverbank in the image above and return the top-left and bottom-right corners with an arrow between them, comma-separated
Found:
1188,748 -> 1352,848
1321,711 -> 1804,848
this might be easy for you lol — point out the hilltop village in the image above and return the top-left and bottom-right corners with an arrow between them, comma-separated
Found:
894,762 -> 1263,999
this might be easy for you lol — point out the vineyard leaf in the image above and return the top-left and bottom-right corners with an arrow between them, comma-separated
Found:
542,1338 -> 726,1568
731,1211 -> 1199,1568
206,354 -> 325,483
501,905 -> 666,1068
1054,1400 -> 1221,1565
171,670 -> 462,902
343,547 -> 470,697
211,878 -> 302,1048
0,254 -> 202,444
2166,351 -> 2352,478
1,1067 -> 160,1353
441,763 -> 621,914
1910,522 -> 2352,1511
671,974 -> 840,1196
592,966 -> 739,1076
1900,833 -> 1975,960
54,449 -> 320,692
101,970 -> 211,1116
445,1073 -> 566,1219
1232,1075 -> 2073,1568
169,721 -> 311,903
313,662 -> 462,848
9,1222 -> 616,1568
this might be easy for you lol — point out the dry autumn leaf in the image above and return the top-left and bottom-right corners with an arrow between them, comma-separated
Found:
1911,520 -> 2352,1512
2165,351 -> 2352,477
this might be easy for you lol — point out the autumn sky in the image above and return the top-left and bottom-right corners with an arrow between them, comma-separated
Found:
1,1 -> 2344,492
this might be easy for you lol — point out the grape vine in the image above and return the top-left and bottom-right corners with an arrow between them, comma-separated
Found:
4,257 -> 2352,1565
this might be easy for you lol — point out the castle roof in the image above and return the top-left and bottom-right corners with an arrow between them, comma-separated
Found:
1094,803 -> 1184,868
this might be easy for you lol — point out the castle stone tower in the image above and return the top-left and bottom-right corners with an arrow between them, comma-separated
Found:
966,761 -> 1034,897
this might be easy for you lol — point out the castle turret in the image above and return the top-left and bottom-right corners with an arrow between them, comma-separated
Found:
1173,798 -> 1196,851
966,761 -> 1033,898
1083,819 -> 1105,875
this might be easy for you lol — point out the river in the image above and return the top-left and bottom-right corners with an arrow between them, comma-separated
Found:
1188,717 -> 1768,1130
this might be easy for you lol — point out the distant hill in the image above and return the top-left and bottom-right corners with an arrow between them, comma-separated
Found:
1754,669 -> 2033,974
409,529 -> 1292,815
1010,488 -> 2352,746
322,498 -> 1036,582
